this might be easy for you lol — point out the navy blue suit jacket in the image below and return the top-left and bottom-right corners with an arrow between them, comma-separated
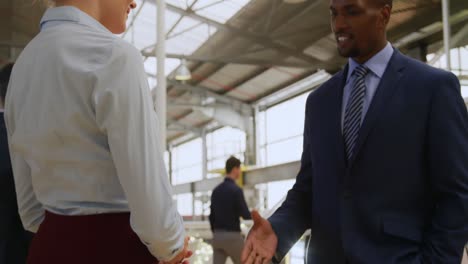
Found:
0,113 -> 32,264
268,49 -> 468,264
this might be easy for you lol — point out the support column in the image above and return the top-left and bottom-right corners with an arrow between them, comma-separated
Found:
191,182 -> 196,219
245,112 -> 257,166
202,129 -> 208,180
156,0 -> 167,150
442,0 -> 451,70
168,145 -> 173,184
457,47 -> 461,73
254,105 -> 261,166
200,130 -> 208,220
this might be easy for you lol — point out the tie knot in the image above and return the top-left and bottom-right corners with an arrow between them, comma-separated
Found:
354,65 -> 369,78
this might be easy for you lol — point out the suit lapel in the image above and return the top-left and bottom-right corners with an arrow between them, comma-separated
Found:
348,49 -> 408,167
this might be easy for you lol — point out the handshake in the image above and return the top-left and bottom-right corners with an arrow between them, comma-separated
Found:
160,209 -> 449,264
161,210 -> 278,264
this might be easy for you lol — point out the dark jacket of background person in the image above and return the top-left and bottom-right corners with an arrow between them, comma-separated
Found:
210,177 -> 251,232
0,63 -> 33,264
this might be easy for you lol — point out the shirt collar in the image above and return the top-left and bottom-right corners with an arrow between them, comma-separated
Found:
40,6 -> 111,34
224,177 -> 235,183
347,42 -> 394,81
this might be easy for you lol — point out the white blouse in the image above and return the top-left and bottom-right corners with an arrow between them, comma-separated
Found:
5,6 -> 185,261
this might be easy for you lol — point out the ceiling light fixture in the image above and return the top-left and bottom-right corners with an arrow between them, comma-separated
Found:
175,59 -> 191,81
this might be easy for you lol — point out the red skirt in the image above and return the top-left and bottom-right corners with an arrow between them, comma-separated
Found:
27,211 -> 158,264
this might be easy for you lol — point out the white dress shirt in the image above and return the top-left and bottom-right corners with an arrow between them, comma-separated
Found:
341,42 -> 394,129
5,6 -> 184,261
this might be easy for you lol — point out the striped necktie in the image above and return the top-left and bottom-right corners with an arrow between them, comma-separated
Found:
343,65 -> 369,161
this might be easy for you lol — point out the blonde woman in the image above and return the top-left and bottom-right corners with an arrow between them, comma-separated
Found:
5,0 -> 191,263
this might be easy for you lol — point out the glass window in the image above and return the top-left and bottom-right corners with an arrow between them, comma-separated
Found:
171,138 -> 203,184
290,239 -> 306,264
260,92 -> 309,166
207,126 -> 246,178
122,0 -> 253,89
460,47 -> 468,72
266,93 -> 308,143
175,193 -> 193,216
462,86 -> 468,99
267,179 -> 295,210
164,150 -> 170,175
266,137 -> 303,166
193,0 -> 251,24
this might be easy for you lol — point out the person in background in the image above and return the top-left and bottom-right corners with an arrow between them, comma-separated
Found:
241,0 -> 468,263
0,63 -> 34,264
210,156 -> 251,264
5,0 -> 191,263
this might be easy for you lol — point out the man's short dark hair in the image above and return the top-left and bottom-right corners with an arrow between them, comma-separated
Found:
226,156 -> 241,174
0,63 -> 14,102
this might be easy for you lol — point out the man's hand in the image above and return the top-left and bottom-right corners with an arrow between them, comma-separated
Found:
241,210 -> 278,264
160,237 -> 193,264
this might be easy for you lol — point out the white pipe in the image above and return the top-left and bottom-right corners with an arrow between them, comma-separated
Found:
156,0 -> 167,150
202,130 -> 208,180
442,0 -> 451,70
428,23 -> 468,66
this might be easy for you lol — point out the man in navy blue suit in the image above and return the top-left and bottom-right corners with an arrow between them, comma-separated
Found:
0,63 -> 33,264
241,0 -> 468,263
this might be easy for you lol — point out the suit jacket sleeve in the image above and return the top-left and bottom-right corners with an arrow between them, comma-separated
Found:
268,94 -> 313,263
421,72 -> 468,263
209,198 -> 214,231
236,188 -> 252,220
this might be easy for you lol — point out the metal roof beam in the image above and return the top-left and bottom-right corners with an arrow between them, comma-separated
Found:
167,79 -> 254,116
171,161 -> 301,194
142,52 -> 316,68
428,23 -> 468,65
394,10 -> 468,49
167,118 -> 203,135
270,0 -> 321,37
168,99 -> 226,109
144,0 -> 323,65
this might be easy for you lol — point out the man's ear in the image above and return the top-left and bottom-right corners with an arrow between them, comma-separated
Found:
379,4 -> 392,28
